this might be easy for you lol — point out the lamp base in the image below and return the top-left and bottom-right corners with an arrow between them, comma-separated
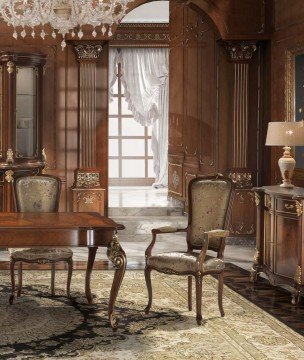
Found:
278,146 -> 295,189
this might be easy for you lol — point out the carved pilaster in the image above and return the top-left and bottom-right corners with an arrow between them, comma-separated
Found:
74,44 -> 102,168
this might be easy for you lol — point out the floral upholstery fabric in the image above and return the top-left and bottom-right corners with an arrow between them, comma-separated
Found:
15,176 -> 59,212
9,248 -> 73,261
147,252 -> 225,273
189,180 -> 231,248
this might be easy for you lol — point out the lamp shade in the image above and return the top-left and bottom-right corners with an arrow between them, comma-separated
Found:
265,121 -> 304,146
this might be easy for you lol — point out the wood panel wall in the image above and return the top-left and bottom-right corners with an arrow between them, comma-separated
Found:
168,1 -> 269,236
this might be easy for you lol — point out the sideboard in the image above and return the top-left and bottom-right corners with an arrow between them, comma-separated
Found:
251,186 -> 304,304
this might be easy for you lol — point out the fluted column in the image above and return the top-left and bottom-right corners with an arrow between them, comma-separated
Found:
74,44 -> 102,168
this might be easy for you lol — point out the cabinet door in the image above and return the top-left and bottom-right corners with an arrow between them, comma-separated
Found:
15,66 -> 38,158
263,208 -> 272,269
274,214 -> 298,279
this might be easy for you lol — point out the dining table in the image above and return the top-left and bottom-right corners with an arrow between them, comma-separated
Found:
0,211 -> 126,331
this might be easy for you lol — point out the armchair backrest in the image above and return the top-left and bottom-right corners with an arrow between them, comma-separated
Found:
14,174 -> 61,213
187,175 -> 233,250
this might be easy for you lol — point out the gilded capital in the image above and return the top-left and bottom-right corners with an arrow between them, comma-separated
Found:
222,41 -> 257,62
74,44 -> 103,61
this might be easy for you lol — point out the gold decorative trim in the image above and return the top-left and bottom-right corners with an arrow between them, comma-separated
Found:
5,170 -> 14,183
75,172 -> 100,188
227,171 -> 252,188
295,200 -> 303,217
6,148 -> 14,164
253,249 -> 260,265
74,44 -> 102,61
294,265 -> 302,285
254,192 -> 260,207
222,41 -> 257,62
6,61 -> 14,74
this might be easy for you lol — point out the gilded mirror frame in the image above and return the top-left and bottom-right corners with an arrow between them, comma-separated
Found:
286,45 -> 304,180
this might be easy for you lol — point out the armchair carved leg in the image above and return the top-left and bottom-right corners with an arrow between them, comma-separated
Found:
188,276 -> 192,311
195,273 -> 203,325
218,273 -> 224,317
85,247 -> 98,304
67,258 -> 73,298
144,267 -> 153,314
17,262 -> 22,297
51,263 -> 56,296
9,260 -> 16,305
107,234 -> 127,331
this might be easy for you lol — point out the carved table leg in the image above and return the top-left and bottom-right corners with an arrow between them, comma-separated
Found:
107,233 -> 127,331
85,246 -> 98,304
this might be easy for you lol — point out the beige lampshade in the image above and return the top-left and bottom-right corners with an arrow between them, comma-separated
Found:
266,121 -> 304,146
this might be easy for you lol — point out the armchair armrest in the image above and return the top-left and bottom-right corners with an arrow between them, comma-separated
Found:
146,226 -> 188,260
152,226 -> 187,234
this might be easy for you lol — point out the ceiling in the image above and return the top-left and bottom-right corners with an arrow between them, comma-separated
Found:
121,1 -> 169,23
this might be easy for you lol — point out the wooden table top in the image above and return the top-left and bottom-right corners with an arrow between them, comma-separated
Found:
0,212 -> 118,230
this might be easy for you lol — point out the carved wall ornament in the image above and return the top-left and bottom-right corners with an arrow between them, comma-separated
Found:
6,148 -> 14,164
294,265 -> 302,285
253,249 -> 260,265
75,172 -> 100,188
228,222 -> 254,235
254,192 -> 260,207
5,170 -> 14,183
76,192 -> 101,204
172,170 -> 179,190
227,172 -> 252,188
223,41 -> 257,62
74,44 -> 102,61
113,33 -> 169,42
295,200 -> 303,217
6,61 -> 14,74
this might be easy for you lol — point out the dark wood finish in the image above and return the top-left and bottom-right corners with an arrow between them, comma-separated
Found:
168,2 -> 263,236
252,186 -> 304,304
0,212 -> 126,330
86,246 -> 98,304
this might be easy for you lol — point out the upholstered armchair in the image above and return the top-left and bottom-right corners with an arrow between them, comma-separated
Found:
144,175 -> 234,325
9,175 -> 73,304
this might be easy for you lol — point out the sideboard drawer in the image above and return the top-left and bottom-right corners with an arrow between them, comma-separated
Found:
275,198 -> 297,215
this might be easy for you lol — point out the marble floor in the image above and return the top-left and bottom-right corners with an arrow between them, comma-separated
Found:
0,187 -> 255,271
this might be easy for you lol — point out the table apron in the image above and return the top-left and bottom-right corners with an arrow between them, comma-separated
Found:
0,229 -> 114,247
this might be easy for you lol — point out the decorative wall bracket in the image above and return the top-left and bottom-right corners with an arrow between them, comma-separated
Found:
222,41 -> 257,62
74,44 -> 102,61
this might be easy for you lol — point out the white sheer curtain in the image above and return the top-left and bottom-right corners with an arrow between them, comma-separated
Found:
109,47 -> 169,187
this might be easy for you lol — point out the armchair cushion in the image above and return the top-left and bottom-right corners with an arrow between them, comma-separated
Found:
147,252 -> 225,274
9,248 -> 73,262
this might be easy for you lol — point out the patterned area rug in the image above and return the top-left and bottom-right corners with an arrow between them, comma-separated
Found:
0,270 -> 303,359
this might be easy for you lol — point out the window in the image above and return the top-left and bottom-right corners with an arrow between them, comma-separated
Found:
109,63 -> 155,185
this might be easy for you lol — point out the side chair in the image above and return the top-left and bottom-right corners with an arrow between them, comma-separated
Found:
9,174 -> 73,304
144,174 -> 234,325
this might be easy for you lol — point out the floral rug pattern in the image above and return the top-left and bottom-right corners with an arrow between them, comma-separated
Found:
0,270 -> 303,359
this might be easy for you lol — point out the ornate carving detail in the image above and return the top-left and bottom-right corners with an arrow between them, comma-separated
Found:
6,148 -> 14,164
76,172 -> 100,188
5,170 -> 14,183
253,249 -> 260,265
265,195 -> 272,209
294,265 -> 302,285
76,192 -> 101,204
74,44 -> 102,60
172,170 -> 179,190
254,192 -> 260,207
113,33 -> 169,42
229,222 -> 254,235
107,233 -> 125,269
223,41 -> 257,62
227,172 -> 252,188
7,61 -> 14,74
295,200 -> 303,217
109,312 -> 118,330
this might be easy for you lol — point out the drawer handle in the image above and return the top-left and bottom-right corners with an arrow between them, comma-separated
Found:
284,204 -> 295,211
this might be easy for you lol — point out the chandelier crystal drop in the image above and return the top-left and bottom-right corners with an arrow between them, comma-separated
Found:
0,0 -> 133,49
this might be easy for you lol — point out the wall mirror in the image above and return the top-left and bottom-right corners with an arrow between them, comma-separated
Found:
286,45 -> 304,180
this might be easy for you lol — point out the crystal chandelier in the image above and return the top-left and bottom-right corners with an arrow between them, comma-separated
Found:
0,0 -> 133,49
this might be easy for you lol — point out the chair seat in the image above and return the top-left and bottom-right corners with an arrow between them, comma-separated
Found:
147,251 -> 225,274
9,248 -> 73,262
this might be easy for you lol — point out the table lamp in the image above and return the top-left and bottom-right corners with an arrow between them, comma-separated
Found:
266,121 -> 304,188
